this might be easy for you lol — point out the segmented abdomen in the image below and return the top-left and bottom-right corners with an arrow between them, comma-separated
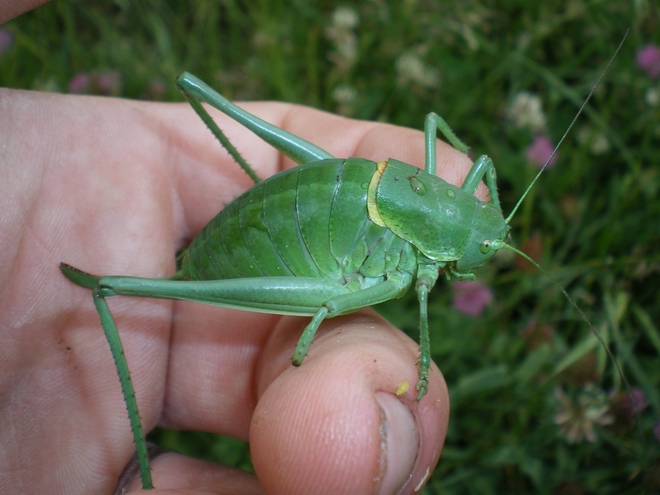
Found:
181,158 -> 411,285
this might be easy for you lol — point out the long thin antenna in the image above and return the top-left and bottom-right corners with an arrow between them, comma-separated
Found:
501,241 -> 646,458
502,30 -> 646,460
505,30 -> 629,224
501,245 -> 631,387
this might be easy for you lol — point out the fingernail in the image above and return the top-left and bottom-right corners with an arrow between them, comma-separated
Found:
375,392 -> 419,495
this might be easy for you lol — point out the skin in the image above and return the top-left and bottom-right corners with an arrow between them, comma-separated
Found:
0,4 -> 484,494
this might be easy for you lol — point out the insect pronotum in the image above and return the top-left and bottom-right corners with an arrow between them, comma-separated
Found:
59,38 -> 629,491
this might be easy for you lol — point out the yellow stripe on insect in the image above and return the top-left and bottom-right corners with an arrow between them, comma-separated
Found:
366,160 -> 388,227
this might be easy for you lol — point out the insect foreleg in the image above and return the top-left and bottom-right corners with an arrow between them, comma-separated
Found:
423,113 -> 502,211
460,155 -> 501,211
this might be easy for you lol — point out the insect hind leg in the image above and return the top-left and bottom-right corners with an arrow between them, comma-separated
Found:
176,72 -> 334,178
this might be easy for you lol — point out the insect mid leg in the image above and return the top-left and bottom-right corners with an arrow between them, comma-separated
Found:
292,274 -> 414,374
292,306 -> 329,365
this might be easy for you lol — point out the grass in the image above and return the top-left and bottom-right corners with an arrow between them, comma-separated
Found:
3,0 -> 659,493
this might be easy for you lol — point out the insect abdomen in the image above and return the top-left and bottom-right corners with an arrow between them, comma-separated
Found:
181,158 -> 398,283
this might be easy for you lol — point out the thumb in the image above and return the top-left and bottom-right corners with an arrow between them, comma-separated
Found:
250,310 -> 449,494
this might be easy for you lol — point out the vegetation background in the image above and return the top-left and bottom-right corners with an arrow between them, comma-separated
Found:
2,1 -> 659,493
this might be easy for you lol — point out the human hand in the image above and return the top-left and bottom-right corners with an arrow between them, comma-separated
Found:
0,87 -> 478,494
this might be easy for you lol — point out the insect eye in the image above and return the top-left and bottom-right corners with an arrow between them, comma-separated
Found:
480,240 -> 492,254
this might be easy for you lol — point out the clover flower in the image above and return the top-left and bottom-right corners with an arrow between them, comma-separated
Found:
507,91 -> 547,133
577,126 -> 611,155
0,28 -> 13,54
68,71 -> 122,95
452,280 -> 493,317
395,51 -> 440,90
526,135 -> 558,169
636,44 -> 660,79
325,7 -> 359,74
554,384 -> 614,444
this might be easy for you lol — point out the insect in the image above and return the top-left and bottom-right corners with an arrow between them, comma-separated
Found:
59,40 -> 626,491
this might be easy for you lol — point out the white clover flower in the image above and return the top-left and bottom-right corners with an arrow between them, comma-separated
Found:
554,384 -> 614,444
645,86 -> 660,107
325,7 -> 360,74
336,33 -> 358,65
332,84 -> 359,115
507,91 -> 547,133
577,126 -> 611,155
331,6 -> 359,31
332,84 -> 358,106
395,52 -> 440,89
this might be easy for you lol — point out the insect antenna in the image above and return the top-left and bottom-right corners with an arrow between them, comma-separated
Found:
505,30 -> 628,225
501,241 -> 646,461
500,29 -> 646,461
502,244 -> 632,386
